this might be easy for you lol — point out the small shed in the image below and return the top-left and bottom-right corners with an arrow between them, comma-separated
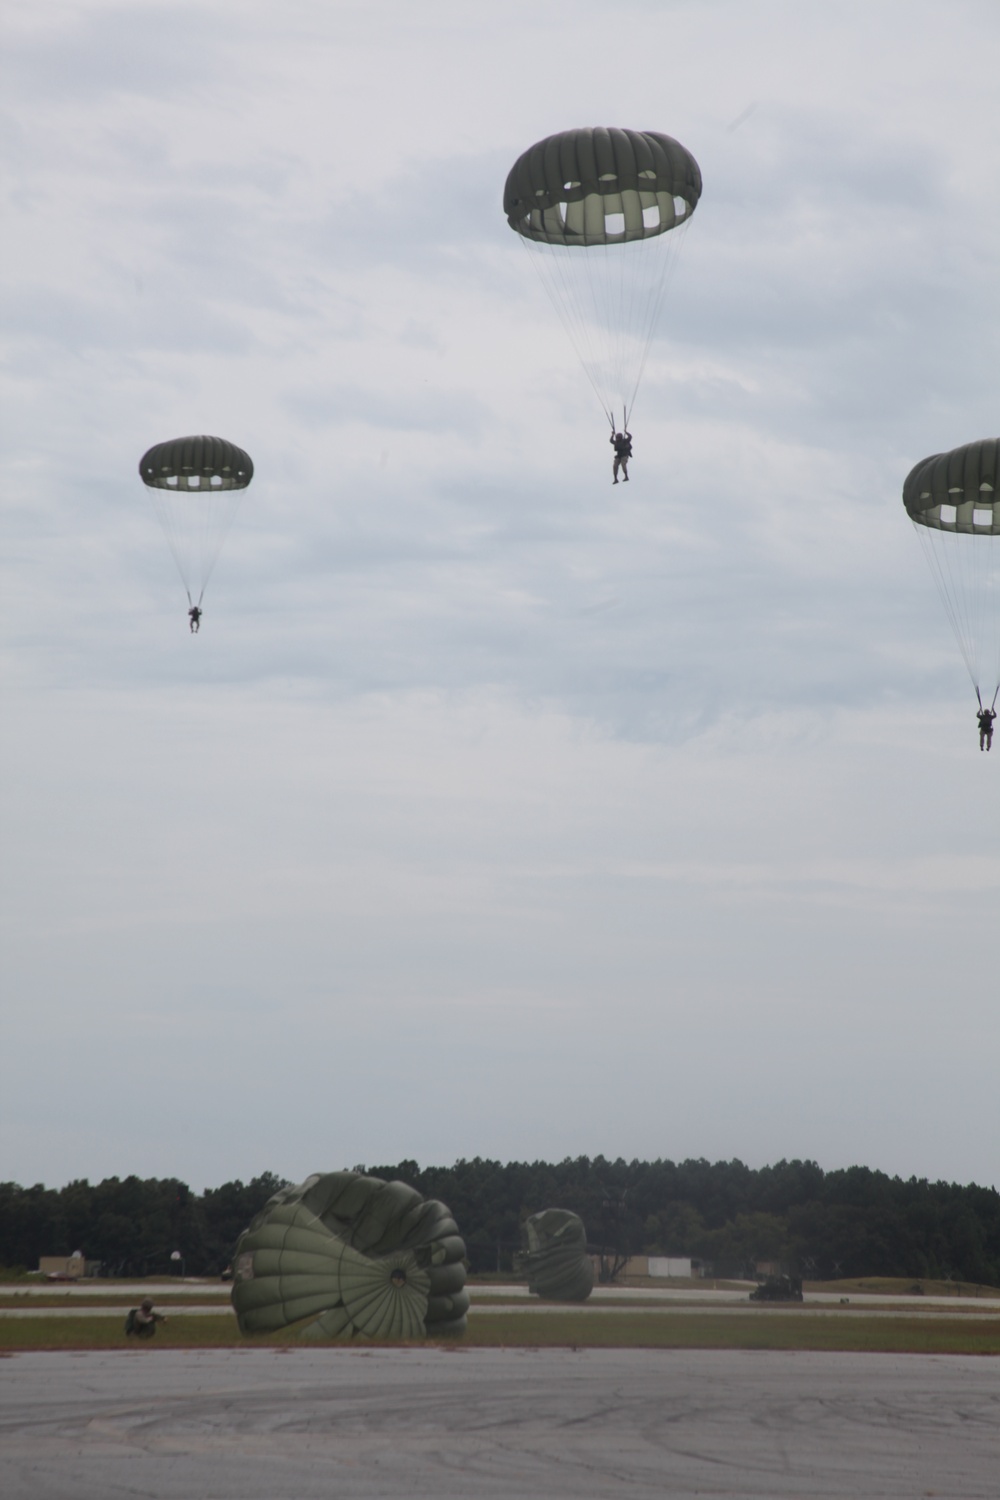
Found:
39,1255 -> 87,1279
648,1256 -> 693,1279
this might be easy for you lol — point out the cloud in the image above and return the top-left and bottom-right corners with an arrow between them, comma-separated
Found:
3,2 -> 235,106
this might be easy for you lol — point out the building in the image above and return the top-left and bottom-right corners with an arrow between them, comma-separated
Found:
599,1254 -> 698,1283
648,1256 -> 694,1279
38,1254 -> 100,1279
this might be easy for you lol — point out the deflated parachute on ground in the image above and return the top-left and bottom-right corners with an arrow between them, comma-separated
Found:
504,127 -> 701,428
514,1208 -> 594,1303
138,434 -> 253,607
231,1171 -> 469,1340
903,438 -> 1000,704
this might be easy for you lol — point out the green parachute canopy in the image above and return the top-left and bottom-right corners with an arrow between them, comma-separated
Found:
138,434 -> 253,607
504,127 -> 701,248
903,438 -> 1000,702
514,1208 -> 594,1303
504,127 -> 702,428
231,1171 -> 469,1340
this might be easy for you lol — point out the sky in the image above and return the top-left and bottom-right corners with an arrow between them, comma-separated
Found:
2,0 -> 999,1196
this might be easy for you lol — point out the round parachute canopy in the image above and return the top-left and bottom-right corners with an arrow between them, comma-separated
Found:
231,1171 -> 469,1340
504,127 -> 702,427
138,434 -> 253,607
514,1208 -> 594,1303
903,438 -> 1000,700
504,127 -> 701,247
139,435 -> 253,492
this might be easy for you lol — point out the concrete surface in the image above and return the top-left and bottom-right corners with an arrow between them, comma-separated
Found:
1,1346 -> 996,1499
8,1279 -> 999,1310
3,1299 -> 999,1321
2,1282 -> 226,1298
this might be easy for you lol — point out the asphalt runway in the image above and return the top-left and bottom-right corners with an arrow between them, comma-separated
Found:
4,1300 -> 1000,1321
2,1347 -> 997,1499
10,1279 -> 999,1309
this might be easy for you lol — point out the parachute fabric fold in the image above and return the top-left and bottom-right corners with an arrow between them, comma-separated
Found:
231,1171 -> 469,1339
515,1208 -> 594,1303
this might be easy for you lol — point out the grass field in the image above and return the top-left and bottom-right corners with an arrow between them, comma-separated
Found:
2,1310 -> 998,1355
807,1276 -> 1000,1298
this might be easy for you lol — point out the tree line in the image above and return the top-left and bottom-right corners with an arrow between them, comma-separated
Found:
1,1157 -> 998,1284
0,1174 -> 284,1279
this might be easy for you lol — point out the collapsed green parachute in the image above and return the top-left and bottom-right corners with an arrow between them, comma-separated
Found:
231,1172 -> 469,1340
504,127 -> 701,429
903,438 -> 1000,705
138,434 -> 253,608
514,1208 -> 594,1303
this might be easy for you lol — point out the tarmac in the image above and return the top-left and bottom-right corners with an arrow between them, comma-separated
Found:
7,1279 -> 999,1310
1,1346 -> 997,1499
4,1299 -> 1000,1321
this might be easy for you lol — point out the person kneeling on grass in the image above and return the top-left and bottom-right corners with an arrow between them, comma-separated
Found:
124,1297 -> 166,1339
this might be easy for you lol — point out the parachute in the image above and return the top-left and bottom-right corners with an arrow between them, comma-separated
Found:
138,434 -> 253,608
903,438 -> 1000,709
514,1208 -> 594,1303
231,1171 -> 469,1340
504,126 -> 701,431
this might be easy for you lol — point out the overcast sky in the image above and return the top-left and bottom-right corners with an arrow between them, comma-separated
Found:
2,0 -> 999,1197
